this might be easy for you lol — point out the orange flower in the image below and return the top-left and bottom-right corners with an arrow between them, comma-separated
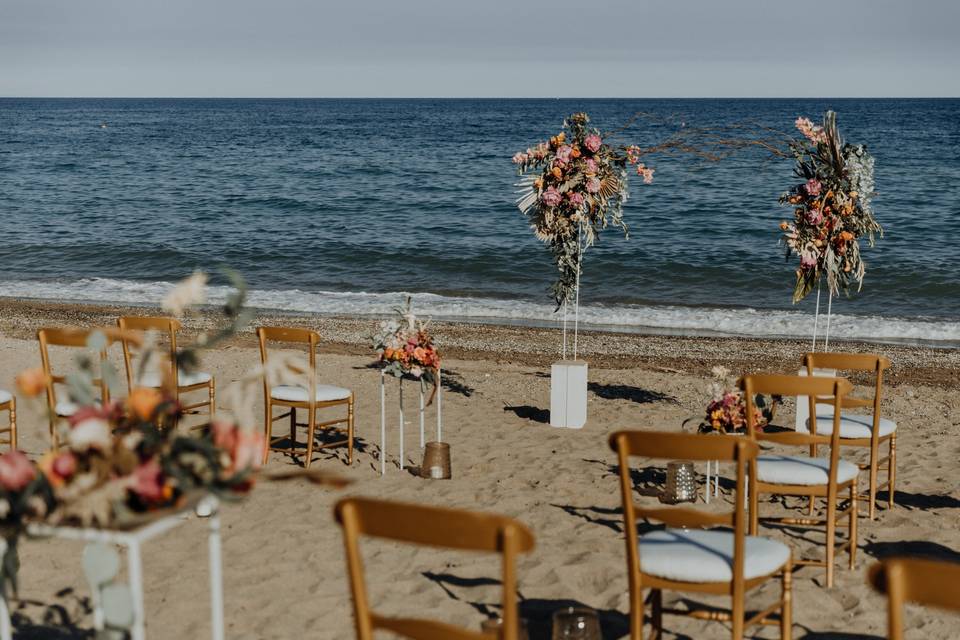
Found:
570,146 -> 581,158
788,196 -> 801,205
848,191 -> 858,199
16,367 -> 48,397
556,132 -> 565,143
128,387 -> 163,421
839,231 -> 854,242
779,221 -> 789,231
533,178 -> 543,190
551,167 -> 563,179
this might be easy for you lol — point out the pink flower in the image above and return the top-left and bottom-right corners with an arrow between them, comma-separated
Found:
586,177 -> 601,193
0,451 -> 35,492
805,208 -> 823,225
583,134 -> 602,153
541,187 -> 562,207
52,452 -> 76,479
800,252 -> 818,270
130,458 -> 165,502
556,145 -> 573,163
795,116 -> 828,144
232,431 -> 264,472
511,152 -> 527,164
584,158 -> 598,175
804,179 -> 822,197
567,191 -> 585,207
636,164 -> 655,184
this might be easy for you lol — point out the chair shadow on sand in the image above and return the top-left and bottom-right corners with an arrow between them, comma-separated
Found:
587,383 -> 678,405
422,572 -> 629,639
503,405 -> 550,424
10,589 -> 95,639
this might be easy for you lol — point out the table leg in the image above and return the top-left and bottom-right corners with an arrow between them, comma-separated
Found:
127,540 -> 146,640
208,511 -> 225,640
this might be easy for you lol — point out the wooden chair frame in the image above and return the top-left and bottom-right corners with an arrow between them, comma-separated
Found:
334,497 -> 535,640
609,430 -> 792,640
257,327 -> 354,468
742,375 -> 858,588
37,327 -> 126,449
804,352 -> 894,520
0,394 -> 15,451
118,316 -> 216,430
868,557 -> 960,640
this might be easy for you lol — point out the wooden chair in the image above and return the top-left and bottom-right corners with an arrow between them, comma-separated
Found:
609,430 -> 792,640
0,391 -> 15,451
868,557 -> 960,639
118,316 -> 216,428
37,327 -> 121,449
803,352 -> 895,520
741,374 -> 858,588
334,497 -> 535,640
257,327 -> 354,468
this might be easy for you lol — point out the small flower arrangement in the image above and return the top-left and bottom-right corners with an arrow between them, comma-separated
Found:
779,111 -> 882,302
512,113 -> 654,308
696,367 -> 779,434
372,298 -> 440,395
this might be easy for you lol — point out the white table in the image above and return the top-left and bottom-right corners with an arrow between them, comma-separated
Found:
26,496 -> 224,640
379,368 -> 443,475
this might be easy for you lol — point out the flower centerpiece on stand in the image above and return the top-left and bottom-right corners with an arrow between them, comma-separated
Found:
695,366 -> 780,435
373,297 -> 441,400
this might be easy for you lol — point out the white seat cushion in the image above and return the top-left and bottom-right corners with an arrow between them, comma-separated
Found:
56,400 -> 78,417
639,528 -> 790,582
757,455 -> 859,486
0,390 -> 11,404
809,411 -> 897,439
139,370 -> 212,388
271,384 -> 351,403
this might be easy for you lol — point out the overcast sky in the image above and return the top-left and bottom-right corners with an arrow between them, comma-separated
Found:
2,0 -> 958,97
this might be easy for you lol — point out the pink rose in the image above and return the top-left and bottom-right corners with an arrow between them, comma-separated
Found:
586,177 -> 601,193
567,191 -> 585,207
805,208 -> 823,225
52,452 -> 77,479
584,158 -> 598,175
541,187 -> 562,207
556,145 -> 573,163
583,134 -> 602,153
0,450 -> 35,492
804,179 -> 822,197
130,458 -> 165,502
800,252 -> 818,269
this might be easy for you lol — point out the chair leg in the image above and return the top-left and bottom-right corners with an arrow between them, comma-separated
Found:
731,587 -> 745,640
630,586 -> 644,640
825,498 -> 837,588
781,562 -> 792,640
888,434 -> 897,510
9,398 -> 16,452
305,408 -> 316,469
651,589 -> 662,640
262,400 -> 273,466
807,444 -> 818,516
208,378 -> 216,421
849,484 -> 858,569
290,408 -> 297,446
868,449 -> 879,520
347,396 -> 355,465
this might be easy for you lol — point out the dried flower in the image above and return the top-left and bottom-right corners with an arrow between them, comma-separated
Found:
162,271 -> 208,317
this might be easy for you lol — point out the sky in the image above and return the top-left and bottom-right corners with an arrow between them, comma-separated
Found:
1,0 -> 958,98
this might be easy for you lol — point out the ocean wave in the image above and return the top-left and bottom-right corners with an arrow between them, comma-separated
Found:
0,277 -> 957,347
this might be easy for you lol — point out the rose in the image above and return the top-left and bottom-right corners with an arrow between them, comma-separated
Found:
541,187 -> 562,207
0,450 -> 35,492
69,418 -> 112,451
805,208 -> 823,225
567,191 -> 585,208
804,179 -> 822,197
583,134 -> 602,153
800,252 -> 818,269
583,158 -> 598,175
586,177 -> 601,193
130,458 -> 165,502
556,145 -> 573,163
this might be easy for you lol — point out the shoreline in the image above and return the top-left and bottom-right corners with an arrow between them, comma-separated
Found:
1,297 -> 958,389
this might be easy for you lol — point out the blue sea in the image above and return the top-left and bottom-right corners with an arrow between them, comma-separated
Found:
1,98 -> 958,346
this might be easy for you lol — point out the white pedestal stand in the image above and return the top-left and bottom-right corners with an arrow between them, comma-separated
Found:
26,497 -> 224,640
550,361 -> 588,429
379,368 -> 442,476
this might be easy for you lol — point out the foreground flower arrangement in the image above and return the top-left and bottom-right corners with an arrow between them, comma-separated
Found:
513,112 -> 654,308
779,111 -> 882,302
373,297 -> 440,398
695,366 -> 779,435
0,271 -> 262,597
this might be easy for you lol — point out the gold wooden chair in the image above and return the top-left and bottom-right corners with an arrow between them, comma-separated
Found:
868,557 -> 960,639
118,316 -> 216,428
609,430 -> 792,640
0,390 -> 15,451
334,497 -> 535,640
37,327 -> 118,449
257,327 -> 354,468
741,374 -> 858,588
803,352 -> 895,520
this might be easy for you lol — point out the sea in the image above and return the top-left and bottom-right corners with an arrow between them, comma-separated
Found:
1,98 -> 958,347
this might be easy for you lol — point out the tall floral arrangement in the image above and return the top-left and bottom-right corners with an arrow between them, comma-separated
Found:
373,297 -> 440,400
513,113 -> 654,308
693,367 -> 779,435
779,111 -> 881,302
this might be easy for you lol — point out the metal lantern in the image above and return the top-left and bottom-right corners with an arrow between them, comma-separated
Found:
659,461 -> 698,504
420,441 -> 452,479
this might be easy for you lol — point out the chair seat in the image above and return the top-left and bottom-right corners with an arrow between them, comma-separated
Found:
639,528 -> 790,583
139,370 -> 212,388
810,411 -> 897,439
271,384 -> 351,403
0,390 -> 11,405
56,400 -> 79,417
757,455 -> 859,486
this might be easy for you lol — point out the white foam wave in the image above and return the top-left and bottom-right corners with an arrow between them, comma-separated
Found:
1,277 -> 957,346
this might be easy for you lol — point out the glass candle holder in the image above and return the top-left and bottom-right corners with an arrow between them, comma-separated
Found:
551,606 -> 601,640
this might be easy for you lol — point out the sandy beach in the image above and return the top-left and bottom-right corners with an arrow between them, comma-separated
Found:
3,300 -> 959,639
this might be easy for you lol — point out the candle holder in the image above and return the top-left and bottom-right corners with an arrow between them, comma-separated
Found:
420,441 -> 452,479
659,461 -> 698,504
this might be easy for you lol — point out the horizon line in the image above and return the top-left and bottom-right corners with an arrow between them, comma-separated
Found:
1,95 -> 958,100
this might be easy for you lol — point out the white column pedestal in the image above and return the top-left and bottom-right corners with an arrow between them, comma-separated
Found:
550,360 -> 588,429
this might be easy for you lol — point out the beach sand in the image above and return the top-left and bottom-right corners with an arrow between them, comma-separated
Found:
2,300 -> 959,639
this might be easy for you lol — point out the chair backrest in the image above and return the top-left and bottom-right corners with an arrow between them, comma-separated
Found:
334,497 -> 535,640
868,557 -> 960,640
256,326 -> 319,395
117,316 -> 182,392
608,431 -> 758,594
804,352 -> 890,431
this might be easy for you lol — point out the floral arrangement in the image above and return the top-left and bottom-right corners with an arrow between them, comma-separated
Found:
372,297 -> 440,396
0,271 -> 262,597
779,111 -> 882,302
695,367 -> 779,435
512,112 -> 654,308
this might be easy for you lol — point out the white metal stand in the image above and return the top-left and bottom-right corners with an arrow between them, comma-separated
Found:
704,460 -> 720,504
379,368 -> 442,476
26,497 -> 224,640
0,539 -> 9,640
